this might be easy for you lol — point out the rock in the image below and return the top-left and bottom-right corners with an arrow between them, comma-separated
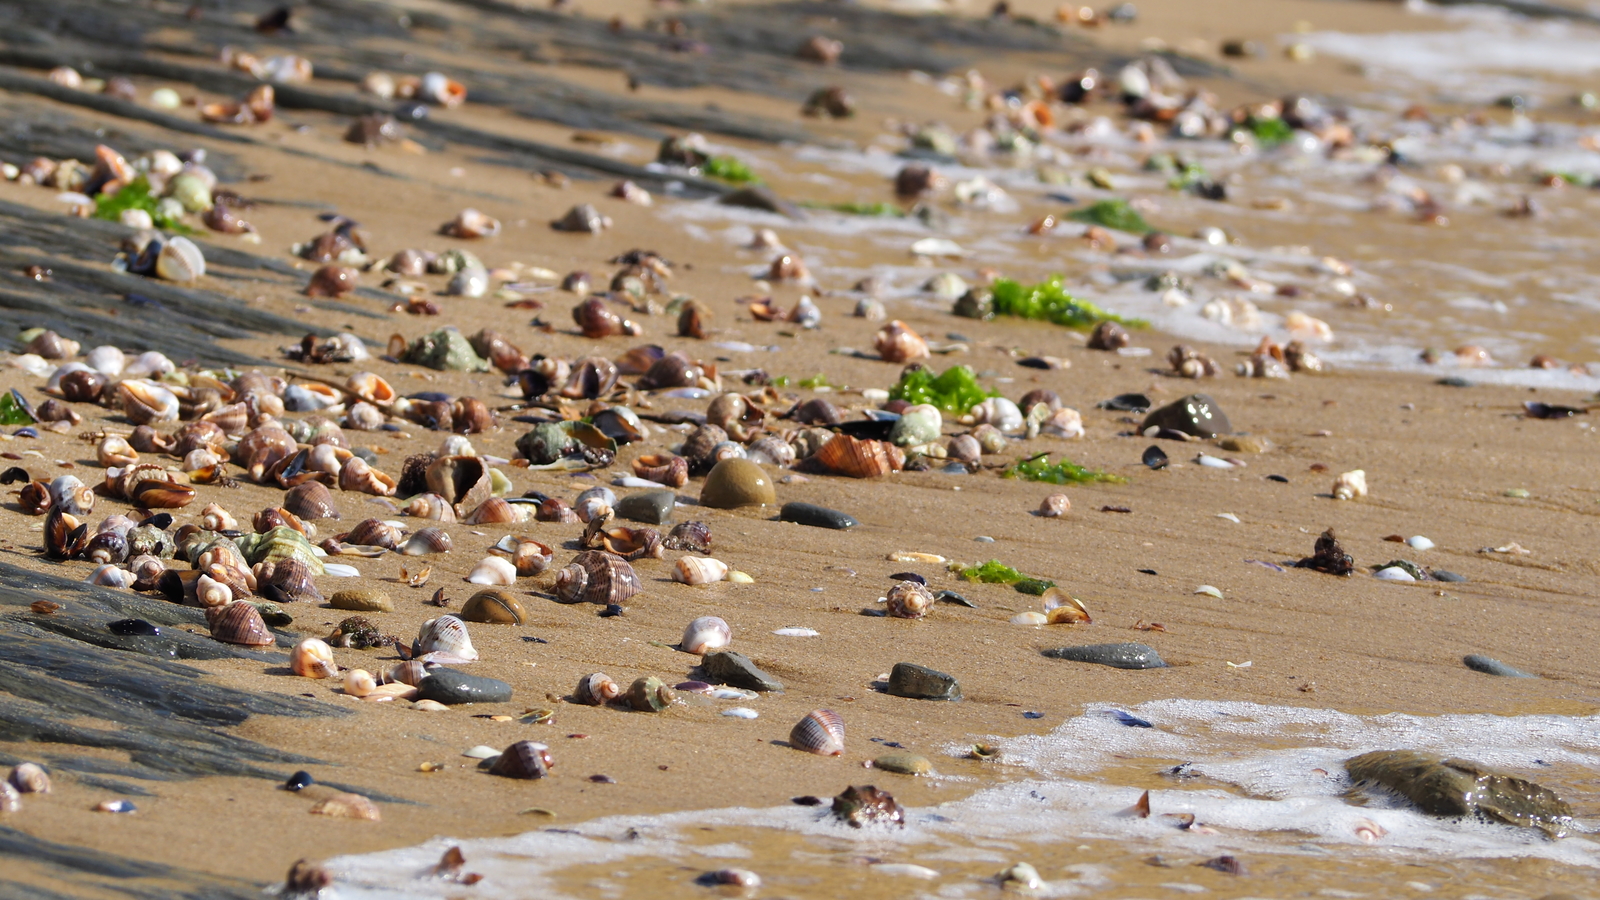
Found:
415,668 -> 513,705
1140,393 -> 1232,438
615,489 -> 676,524
886,662 -> 962,700
459,589 -> 527,625
1041,642 -> 1167,669
403,326 -> 489,372
327,589 -> 393,613
873,753 -> 932,775
718,186 -> 801,218
778,501 -> 857,529
700,458 -> 776,509
1434,570 -> 1468,583
1463,654 -> 1537,678
700,650 -> 783,692
1345,749 -> 1573,836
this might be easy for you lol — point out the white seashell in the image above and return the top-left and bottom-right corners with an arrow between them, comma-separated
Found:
680,616 -> 731,654
1374,567 -> 1416,582
437,434 -> 475,457
1010,611 -> 1047,625
1196,455 -> 1234,468
672,556 -> 729,585
969,397 -> 1023,433
708,687 -> 756,700
122,351 -> 174,379
722,708 -> 759,719
343,669 -> 376,697
873,864 -> 940,879
86,564 -> 136,588
120,209 -> 154,230
85,345 -> 126,376
611,476 -> 663,488
772,627 -> 819,637
12,354 -> 54,378
1194,585 -> 1223,599
466,556 -> 517,586
322,563 -> 360,577
910,237 -> 966,257
1040,407 -> 1084,439
1406,535 -> 1435,551
414,615 -> 478,661
462,745 -> 500,759
292,638 -> 340,678
155,236 -> 205,282
362,682 -> 419,701
1332,469 -> 1368,500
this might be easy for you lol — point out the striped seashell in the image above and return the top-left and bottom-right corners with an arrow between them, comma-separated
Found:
401,526 -> 453,555
283,481 -> 340,520
572,673 -> 620,705
387,661 -> 431,686
207,600 -> 274,646
789,709 -> 845,756
411,615 -> 478,661
489,741 -> 551,780
553,550 -> 640,604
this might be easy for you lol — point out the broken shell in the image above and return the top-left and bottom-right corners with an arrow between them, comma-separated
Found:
284,481 -> 341,520
1332,469 -> 1368,501
460,588 -> 527,624
789,709 -> 845,755
117,379 -> 180,425
489,741 -> 552,779
97,435 -> 139,468
680,616 -> 731,654
874,320 -> 930,364
402,526 -> 454,555
673,556 -> 729,586
426,455 -> 493,515
553,550 -> 641,604
467,556 -> 517,586
573,673 -> 621,705
207,600 -> 275,646
412,615 -> 478,661
310,793 -> 381,821
291,638 -> 340,678
885,581 -> 934,619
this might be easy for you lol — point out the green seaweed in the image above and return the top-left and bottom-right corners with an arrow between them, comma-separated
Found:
887,365 -> 998,414
989,277 -> 1147,331
803,201 -> 906,217
1067,199 -> 1151,234
0,390 -> 36,425
1004,453 -> 1127,485
1013,577 -> 1057,595
702,155 -> 761,185
960,559 -> 1024,584
92,176 -> 194,233
798,373 -> 834,389
1235,115 -> 1293,147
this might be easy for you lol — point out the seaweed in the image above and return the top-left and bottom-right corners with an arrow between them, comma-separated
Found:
989,277 -> 1146,331
0,391 -> 35,425
701,155 -> 760,185
1067,199 -> 1151,234
1004,452 -> 1127,484
803,201 -> 906,217
1235,115 -> 1293,147
798,373 -> 834,389
91,176 -> 193,234
887,365 -> 997,414
959,559 -> 1056,594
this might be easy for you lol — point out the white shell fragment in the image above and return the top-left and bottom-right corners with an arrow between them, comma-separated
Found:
462,745 -> 500,759
322,563 -> 361,577
722,708 -> 760,719
1196,455 -> 1234,468
1406,535 -> 1435,550
1194,585 -> 1224,599
1374,567 -> 1417,582
772,627 -> 819,637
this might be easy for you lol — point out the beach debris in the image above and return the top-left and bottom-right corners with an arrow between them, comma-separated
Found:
997,862 -> 1043,891
885,662 -> 962,700
310,792 -> 381,821
1296,529 -> 1354,576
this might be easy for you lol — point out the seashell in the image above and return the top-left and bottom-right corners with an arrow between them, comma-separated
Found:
1169,344 -> 1219,378
706,393 -> 766,442
466,556 -> 517,586
344,401 -> 386,431
1087,320 -> 1131,351
44,507 -> 87,559
131,479 -> 196,509
343,669 -> 377,697
574,487 -> 617,523
1042,589 -> 1092,625
874,320 -> 930,363
589,524 -> 662,561
284,481 -> 340,520
202,203 -> 254,235
335,457 -> 395,497
789,709 -> 845,756
85,345 -> 125,376
573,673 -> 621,705
947,433 -> 982,463
25,330 -> 77,360
1284,340 -> 1326,373
346,372 -> 396,405
87,564 -> 136,588
48,475 -> 95,516
1038,493 -> 1071,517
814,433 -> 904,478
489,741 -> 552,779
402,526 -> 454,555
637,353 -> 702,391
553,550 -> 641,604
84,531 -> 129,567
154,237 -> 205,282
0,781 -> 20,814
388,661 -> 430,686
631,453 -> 688,488
412,615 -> 478,661
35,399 -> 81,425
745,435 -> 795,468
94,435 -> 139,468
419,72 -> 467,107
207,600 -> 275,646
339,518 -> 401,550
1039,407 -> 1085,439
536,497 -> 578,524
885,581 -> 934,619
8,763 -> 51,795
552,203 -> 611,233
888,404 -> 942,448
443,208 -> 500,239
768,253 -> 809,282
680,616 -> 731,654
970,423 -> 1008,455
240,525 -> 325,575
117,379 -> 180,425
19,481 -> 53,517
310,793 -> 381,821
492,535 -> 554,576
128,554 -> 168,591
450,396 -> 494,435
572,298 -> 640,340
673,556 -> 729,586
58,368 -> 108,403
259,557 -> 323,604
662,521 -> 711,553
236,424 -> 297,482
463,497 -> 526,525
426,455 -> 492,515
194,573 -> 233,608
625,676 -> 676,712
970,397 -> 1024,434
1332,469 -> 1367,501
460,588 -> 527,624
291,638 -> 339,678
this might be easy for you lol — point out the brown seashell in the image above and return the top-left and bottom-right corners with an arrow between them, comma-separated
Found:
425,455 -> 492,515
310,792 -> 381,821
560,356 -> 620,400
636,353 -> 702,391
405,493 -> 458,522
874,320 -> 930,364
451,396 -> 495,434
202,203 -> 254,235
339,457 -> 398,496
255,506 -> 312,537
305,265 -> 358,298
470,329 -> 530,374
535,497 -> 578,523
259,557 -> 323,604
284,482 -> 340,520
26,330 -> 76,360
768,253 -> 809,282
236,424 -> 297,482
460,588 -> 527,625
672,555 -> 729,585
595,526 -> 663,561
631,453 -> 688,488
131,479 -> 196,509
19,481 -> 53,516
489,741 -> 551,779
790,397 -> 842,425
677,301 -> 710,339
573,673 -> 620,705
292,638 -> 339,678
573,297 -> 640,339
443,208 -> 500,239
1038,493 -> 1071,517
207,601 -> 275,646
706,393 -> 765,442
245,84 -> 275,121
58,369 -> 108,403
493,536 -> 554,576
679,423 -> 729,473
1088,321 -> 1131,351
1168,344 -> 1219,378
174,421 -> 227,457
463,497 -> 526,525
553,550 -> 641,604
43,507 -> 87,559
790,709 -> 845,755
402,526 -> 454,555
885,581 -> 933,619
117,379 -> 180,425
340,519 -> 401,550
35,399 -> 81,425
813,433 -> 904,478
626,676 -> 675,712
1019,389 -> 1062,414
662,521 -> 711,553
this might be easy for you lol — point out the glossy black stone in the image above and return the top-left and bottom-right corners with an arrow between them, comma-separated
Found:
108,618 -> 160,636
1140,394 -> 1232,438
284,770 -> 314,791
778,501 -> 858,530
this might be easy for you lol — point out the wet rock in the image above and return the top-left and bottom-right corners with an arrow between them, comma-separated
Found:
778,501 -> 857,529
415,668 -> 513,705
1296,528 -> 1354,576
1345,749 -> 1573,836
1041,642 -> 1167,669
719,186 -> 801,218
886,662 -> 962,700
1097,393 -> 1152,413
1434,570 -> 1468,583
699,650 -> 783,692
1463,654 -> 1537,678
615,489 -> 676,524
1140,393 -> 1232,438
873,753 -> 932,775
700,458 -> 776,509
328,588 -> 393,613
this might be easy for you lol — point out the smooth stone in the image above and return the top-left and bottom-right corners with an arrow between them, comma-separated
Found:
1041,642 -> 1167,669
1406,535 -> 1435,551
779,501 -> 857,530
1463,654 -> 1538,678
459,589 -> 527,625
700,458 -> 776,509
327,589 -> 393,613
873,753 -> 932,775
699,650 -> 783,692
415,668 -> 513,705
1140,393 -> 1232,438
1346,749 -> 1572,835
886,662 -> 962,700
615,489 -> 676,524
1433,570 -> 1468,583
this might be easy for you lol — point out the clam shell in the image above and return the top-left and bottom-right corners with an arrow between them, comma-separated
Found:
790,709 -> 845,756
466,556 -> 517,586
463,497 -> 524,525
814,434 -> 904,478
672,556 -> 729,586
132,479 -> 196,509
573,673 -> 620,705
116,379 -> 180,425
154,236 -> 205,282
402,526 -> 454,555
553,550 -> 640,604
283,481 -> 340,520
680,616 -> 731,654
207,600 -> 274,646
291,638 -> 339,678
310,792 -> 380,821
346,372 -> 395,405
631,453 -> 688,488
489,741 -> 551,779
885,581 -> 933,619
460,588 -> 526,624
412,615 -> 478,661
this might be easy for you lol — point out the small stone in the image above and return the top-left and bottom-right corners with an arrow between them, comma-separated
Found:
328,588 -> 393,613
886,662 -> 962,700
1038,493 -> 1070,517
1219,435 -> 1270,453
1433,570 -> 1468,583
1140,393 -> 1232,438
1041,642 -> 1167,669
778,501 -> 857,529
1463,654 -> 1537,678
699,650 -> 783,692
700,458 -> 776,509
416,668 -> 513,705
615,489 -> 676,524
873,753 -> 932,775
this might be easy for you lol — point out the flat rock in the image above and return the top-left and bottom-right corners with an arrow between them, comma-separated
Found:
873,753 -> 932,775
328,589 -> 393,613
699,650 -> 783,692
415,668 -> 513,705
886,662 -> 962,700
615,489 -> 676,524
1140,394 -> 1232,438
1041,642 -> 1167,669
1463,654 -> 1537,678
1346,749 -> 1572,836
779,501 -> 858,530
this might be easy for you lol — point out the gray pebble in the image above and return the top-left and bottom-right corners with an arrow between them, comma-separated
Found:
415,668 -> 514,705
700,650 -> 784,692
778,501 -> 857,530
887,662 -> 962,700
1041,642 -> 1168,669
614,489 -> 676,525
1433,570 -> 1468,583
974,535 -> 995,543
1463,654 -> 1537,679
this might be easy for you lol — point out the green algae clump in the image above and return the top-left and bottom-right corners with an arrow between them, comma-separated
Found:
888,365 -> 997,415
1004,453 -> 1127,485
989,277 -> 1146,331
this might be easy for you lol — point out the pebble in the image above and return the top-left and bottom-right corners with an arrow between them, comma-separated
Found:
974,535 -> 995,543
415,668 -> 513,705
700,458 -> 776,509
778,501 -> 857,529
700,650 -> 784,692
1463,654 -> 1538,678
1141,393 -> 1232,438
872,753 -> 932,775
328,588 -> 393,613
614,489 -> 676,524
1433,570 -> 1468,582
886,662 -> 963,700
1407,535 -> 1435,550
722,707 -> 759,719
1374,567 -> 1416,582
1041,642 -> 1168,669
283,771 -> 314,791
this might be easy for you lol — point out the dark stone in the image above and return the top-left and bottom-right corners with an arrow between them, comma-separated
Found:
1141,445 -> 1169,469
1140,393 -> 1232,438
283,770 -> 314,791
1098,393 -> 1152,412
1041,642 -> 1167,669
886,662 -> 962,700
1434,570 -> 1468,583
778,501 -> 858,529
108,618 -> 159,636
615,489 -> 676,524
1463,654 -> 1537,678
1345,749 -> 1573,836
699,650 -> 783,692
415,668 -> 513,705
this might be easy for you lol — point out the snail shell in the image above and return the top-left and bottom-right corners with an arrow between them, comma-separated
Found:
59,368 -> 109,403
451,396 -> 494,434
8,763 -> 51,795
574,486 -> 616,524
344,401 -> 386,431
1332,469 -> 1368,501
310,793 -> 380,821
631,453 -> 688,488
874,320 -> 930,364
573,673 -> 621,705
1038,493 -> 1071,517
86,563 -> 136,588
885,581 -> 933,619
199,502 -> 238,532
207,600 -> 274,646
283,481 -> 340,520
291,638 -> 339,678
194,573 -> 234,608
48,475 -> 95,516
680,616 -> 731,654
536,498 -> 579,524
425,455 -> 492,515
343,668 -> 377,697
412,615 -> 478,661
236,424 -> 297,482
388,661 -> 430,686
677,300 -> 709,338
405,494 -> 457,523
489,741 -> 551,779
305,265 -> 358,298
340,518 -> 401,550
789,709 -> 845,756
745,435 -> 795,468
1039,408 -> 1084,439
97,435 -> 139,468
661,521 -> 711,554
947,433 -> 982,463
259,557 -> 322,604
402,526 -> 454,555
338,458 -> 396,497
116,379 -> 180,425
467,556 -> 517,586
626,676 -> 675,712
553,550 -> 640,605
636,353 -> 702,391
345,372 -> 395,405
491,535 -> 554,576
84,529 -> 127,567
443,208 -> 500,238
814,433 -> 904,478
672,556 -> 729,586
706,393 -> 766,442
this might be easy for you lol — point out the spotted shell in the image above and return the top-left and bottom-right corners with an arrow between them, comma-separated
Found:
489,741 -> 551,779
790,709 -> 845,756
885,581 -> 933,619
207,601 -> 274,646
553,550 -> 640,605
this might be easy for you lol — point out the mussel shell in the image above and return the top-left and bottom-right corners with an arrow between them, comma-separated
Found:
790,709 -> 845,755
489,741 -> 551,779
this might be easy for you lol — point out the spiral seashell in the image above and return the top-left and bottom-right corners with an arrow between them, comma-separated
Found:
572,298 -> 640,339
207,600 -> 274,646
947,433 -> 982,463
591,525 -> 662,561
1332,469 -> 1367,501
469,329 -> 529,374
631,453 -> 688,488
96,435 -> 138,468
874,320 -> 930,364
970,398 -> 1024,434
86,564 -> 136,588
553,550 -> 641,604
1353,818 -> 1387,843
745,435 -> 795,468
340,518 -> 401,550
236,424 -> 297,482
443,207 -> 500,239
466,555 -> 517,586
573,673 -> 620,705
536,497 -> 578,524
8,762 -> 51,795
678,424 -> 729,474
154,237 -> 205,282
343,668 -> 377,697
84,531 -> 128,565
489,741 -> 551,779
885,581 -> 933,619
672,556 -> 729,586
574,487 -> 616,524
636,353 -> 702,390
491,535 -> 554,576
1087,320 -> 1131,351
116,379 -> 180,425
463,497 -> 526,525
661,521 -> 711,554
813,433 -> 904,478
202,203 -> 254,235
58,368 -> 108,403
128,554 -> 168,591
1042,589 -> 1092,625
24,330 -> 77,360
559,356 -> 620,401
680,616 -> 731,655
789,709 -> 845,756
1040,408 -> 1084,439
193,572 -> 233,608
344,401 -> 386,431
402,526 -> 453,556
48,476 -> 95,516
626,676 -> 676,712
387,661 -> 430,686
1038,493 -> 1071,517
338,457 -> 397,497
259,557 -> 322,604
292,638 -> 339,678
552,203 -> 611,233
279,481 -> 338,520
345,372 -> 395,405
412,615 -> 478,661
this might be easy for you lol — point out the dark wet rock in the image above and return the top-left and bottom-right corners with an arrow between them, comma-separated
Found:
1463,655 -> 1537,678
1140,393 -> 1232,438
615,489 -> 676,525
1434,570 -> 1468,583
1098,393 -> 1152,412
1296,528 -> 1354,576
886,662 -> 962,700
1345,749 -> 1573,836
107,618 -> 159,636
699,650 -> 783,692
778,501 -> 858,529
719,186 -> 801,218
415,669 -> 513,705
935,589 -> 975,607
1041,642 -> 1167,669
